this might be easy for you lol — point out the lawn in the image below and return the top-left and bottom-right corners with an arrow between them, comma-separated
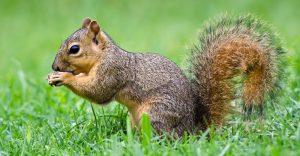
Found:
0,0 -> 300,155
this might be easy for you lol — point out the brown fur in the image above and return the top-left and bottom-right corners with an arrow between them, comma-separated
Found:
196,37 -> 275,126
47,16 -> 282,136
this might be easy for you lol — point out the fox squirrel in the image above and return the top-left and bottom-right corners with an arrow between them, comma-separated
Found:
47,14 -> 284,136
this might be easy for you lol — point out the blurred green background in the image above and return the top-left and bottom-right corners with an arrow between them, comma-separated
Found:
0,0 -> 300,155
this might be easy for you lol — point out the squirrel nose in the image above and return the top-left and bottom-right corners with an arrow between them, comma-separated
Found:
52,63 -> 61,71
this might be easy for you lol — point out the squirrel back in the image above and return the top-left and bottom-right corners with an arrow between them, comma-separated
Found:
189,14 -> 284,126
48,14 -> 284,136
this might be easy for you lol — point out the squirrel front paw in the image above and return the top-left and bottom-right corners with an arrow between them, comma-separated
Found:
47,72 -> 74,86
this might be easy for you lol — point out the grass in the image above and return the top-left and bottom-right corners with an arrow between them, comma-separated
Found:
0,0 -> 300,155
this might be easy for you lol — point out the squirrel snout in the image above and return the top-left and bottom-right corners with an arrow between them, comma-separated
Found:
52,63 -> 61,71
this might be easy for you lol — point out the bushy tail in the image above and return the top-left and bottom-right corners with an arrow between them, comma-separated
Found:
189,14 -> 284,126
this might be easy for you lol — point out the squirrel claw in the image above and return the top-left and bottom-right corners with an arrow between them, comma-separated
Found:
47,72 -> 73,87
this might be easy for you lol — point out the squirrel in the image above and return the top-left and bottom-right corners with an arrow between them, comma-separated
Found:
47,14 -> 284,136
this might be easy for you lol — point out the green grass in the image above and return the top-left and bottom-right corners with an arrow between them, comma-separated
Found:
1,0 -> 300,155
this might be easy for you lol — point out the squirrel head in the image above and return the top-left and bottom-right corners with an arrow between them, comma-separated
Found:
52,17 -> 107,75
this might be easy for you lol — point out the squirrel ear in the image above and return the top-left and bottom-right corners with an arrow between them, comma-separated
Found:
87,21 -> 106,46
88,21 -> 100,35
81,17 -> 92,29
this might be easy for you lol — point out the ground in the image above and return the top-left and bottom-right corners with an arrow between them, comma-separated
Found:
0,0 -> 300,155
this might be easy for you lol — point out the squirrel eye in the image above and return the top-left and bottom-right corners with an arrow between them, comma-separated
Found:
69,45 -> 80,54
